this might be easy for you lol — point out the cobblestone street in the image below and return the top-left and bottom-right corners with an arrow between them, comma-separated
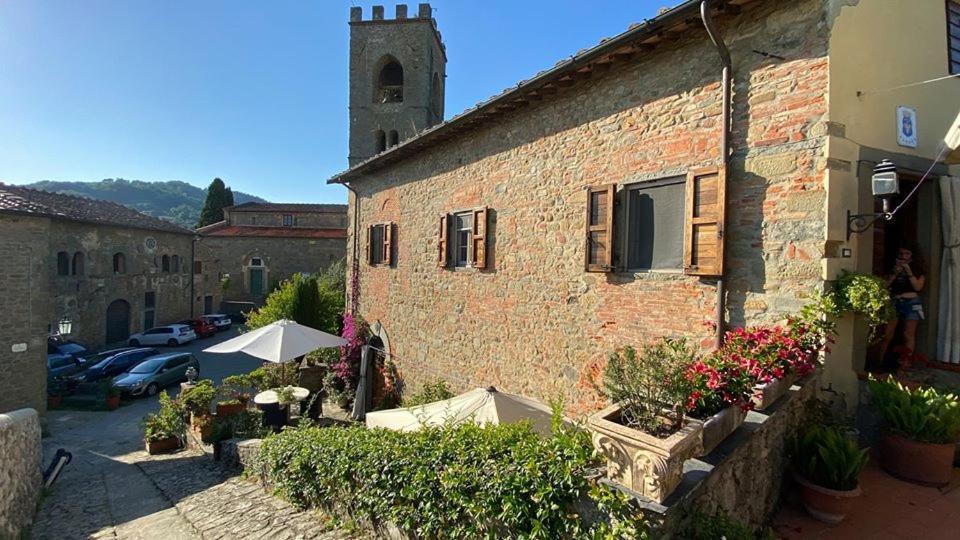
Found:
30,332 -> 356,540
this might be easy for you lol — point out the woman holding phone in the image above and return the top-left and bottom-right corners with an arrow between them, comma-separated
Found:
878,243 -> 926,368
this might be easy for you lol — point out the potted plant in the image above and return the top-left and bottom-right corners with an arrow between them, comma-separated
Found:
180,379 -> 216,423
48,377 -> 66,408
789,424 -> 869,524
142,392 -> 186,454
868,376 -> 960,486
684,350 -> 756,456
210,416 -> 235,460
216,375 -> 249,418
100,380 -> 121,410
589,339 -> 703,503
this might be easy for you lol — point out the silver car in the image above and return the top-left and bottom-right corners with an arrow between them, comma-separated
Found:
112,352 -> 200,397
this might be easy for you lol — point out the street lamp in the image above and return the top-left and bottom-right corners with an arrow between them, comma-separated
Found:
57,317 -> 73,337
847,159 -> 898,240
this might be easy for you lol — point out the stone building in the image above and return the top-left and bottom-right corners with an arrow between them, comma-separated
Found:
198,202 -> 348,305
348,3 -> 445,166
332,0 -> 960,415
0,184 -> 222,414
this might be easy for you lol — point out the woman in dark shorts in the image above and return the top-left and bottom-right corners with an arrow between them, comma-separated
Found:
878,244 -> 926,367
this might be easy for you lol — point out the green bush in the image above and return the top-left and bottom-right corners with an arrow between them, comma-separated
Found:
832,272 -> 894,340
231,409 -> 271,439
868,376 -> 960,444
141,392 -> 186,442
402,379 -> 455,407
684,512 -> 775,540
179,379 -> 216,416
258,416 -> 647,538
789,425 -> 868,491
246,262 -> 345,334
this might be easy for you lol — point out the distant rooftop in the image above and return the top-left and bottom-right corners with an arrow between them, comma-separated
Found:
197,222 -> 347,239
0,183 -> 193,235
226,202 -> 348,214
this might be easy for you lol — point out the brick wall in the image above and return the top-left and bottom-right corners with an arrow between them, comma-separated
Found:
348,0 -> 831,414
228,211 -> 347,229
0,214 -> 51,415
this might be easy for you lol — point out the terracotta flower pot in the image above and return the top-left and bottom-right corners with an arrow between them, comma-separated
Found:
588,403 -> 703,503
216,401 -> 245,418
105,395 -> 121,410
48,395 -> 62,408
145,436 -> 181,454
880,433 -> 956,487
696,406 -> 747,456
752,373 -> 797,411
794,472 -> 861,524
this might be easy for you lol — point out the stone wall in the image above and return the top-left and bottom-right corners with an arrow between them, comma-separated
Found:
49,222 -> 221,348
204,236 -> 346,305
0,214 -> 51,415
0,408 -> 42,538
226,210 -> 348,229
348,0 -> 831,415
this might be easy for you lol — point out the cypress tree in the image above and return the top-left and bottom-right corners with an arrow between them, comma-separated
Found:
197,178 -> 233,228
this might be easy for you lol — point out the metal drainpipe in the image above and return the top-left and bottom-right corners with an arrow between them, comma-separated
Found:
340,180 -> 362,315
701,0 -> 731,349
190,236 -> 196,318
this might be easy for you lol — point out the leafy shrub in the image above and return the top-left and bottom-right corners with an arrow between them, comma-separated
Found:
685,512 -> 775,540
258,414 -> 647,538
246,263 -> 345,334
142,392 -> 186,442
231,409 -> 270,439
323,313 -> 369,408
247,364 -> 297,393
832,272 -> 894,340
403,379 -> 455,407
218,374 -> 252,405
179,379 -> 216,416
868,376 -> 960,444
789,425 -> 868,491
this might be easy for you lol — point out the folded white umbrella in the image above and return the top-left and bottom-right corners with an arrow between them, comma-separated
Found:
365,386 -> 563,436
203,319 -> 347,363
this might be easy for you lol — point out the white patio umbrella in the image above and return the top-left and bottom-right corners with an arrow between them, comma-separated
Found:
203,319 -> 346,363
365,386 -> 563,436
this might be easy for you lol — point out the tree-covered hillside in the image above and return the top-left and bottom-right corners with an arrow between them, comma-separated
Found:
25,178 -> 267,229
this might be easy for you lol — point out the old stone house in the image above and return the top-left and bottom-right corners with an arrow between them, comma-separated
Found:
332,0 -> 960,415
0,184 -> 222,414
198,202 -> 347,305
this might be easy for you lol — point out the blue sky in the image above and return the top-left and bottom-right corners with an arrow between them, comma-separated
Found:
0,1 -> 666,203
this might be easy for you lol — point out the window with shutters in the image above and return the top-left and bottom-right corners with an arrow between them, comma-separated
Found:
438,208 -> 489,269
684,166 -> 726,276
621,178 -> 686,271
56,251 -> 70,276
366,223 -> 394,266
453,211 -> 473,267
585,185 -> 615,272
949,1 -> 960,74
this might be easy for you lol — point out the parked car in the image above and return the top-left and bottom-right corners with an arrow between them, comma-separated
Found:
201,314 -> 232,332
68,347 -> 159,384
48,339 -> 90,362
47,353 -> 85,381
177,318 -> 217,339
112,352 -> 200,397
127,325 -> 197,347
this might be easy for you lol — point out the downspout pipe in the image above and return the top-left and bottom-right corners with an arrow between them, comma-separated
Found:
701,0 -> 732,349
338,180 -> 362,315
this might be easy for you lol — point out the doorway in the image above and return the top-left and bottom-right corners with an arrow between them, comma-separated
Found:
249,268 -> 264,295
105,299 -> 131,344
204,295 -> 214,315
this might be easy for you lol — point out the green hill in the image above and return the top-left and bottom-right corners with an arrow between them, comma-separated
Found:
25,178 -> 268,229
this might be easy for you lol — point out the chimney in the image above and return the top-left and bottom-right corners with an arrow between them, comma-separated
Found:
372,5 -> 384,20
418,3 -> 431,19
350,6 -> 362,22
396,5 -> 408,19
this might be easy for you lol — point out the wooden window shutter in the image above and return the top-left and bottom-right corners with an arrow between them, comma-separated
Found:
383,222 -> 394,265
366,224 -> 375,266
584,184 -> 615,272
471,207 -> 488,269
684,166 -> 726,276
438,214 -> 449,267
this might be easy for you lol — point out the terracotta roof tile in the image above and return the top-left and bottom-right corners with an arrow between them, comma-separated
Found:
227,202 -> 347,213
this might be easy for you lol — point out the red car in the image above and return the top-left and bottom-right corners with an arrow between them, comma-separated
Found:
178,319 -> 217,338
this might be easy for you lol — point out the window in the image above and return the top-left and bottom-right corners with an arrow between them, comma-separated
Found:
438,208 -> 488,269
431,72 -> 443,118
622,178 -> 685,271
161,254 -> 170,272
171,255 -> 180,273
584,186 -> 615,272
377,58 -> 404,103
56,252 -> 70,276
389,130 -> 399,148
366,223 -> 393,266
250,257 -> 263,266
113,252 -> 126,274
949,1 -> 960,74
193,260 -> 203,274
144,291 -> 156,309
376,130 -> 387,153
71,252 -> 84,275
282,215 -> 294,227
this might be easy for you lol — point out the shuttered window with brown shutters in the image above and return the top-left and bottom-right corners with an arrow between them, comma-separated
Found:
584,184 -> 615,272
683,166 -> 726,276
366,222 -> 394,266
949,1 -> 960,74
438,214 -> 449,267
472,206 -> 488,269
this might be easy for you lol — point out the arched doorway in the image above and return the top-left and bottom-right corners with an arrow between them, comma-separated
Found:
105,299 -> 130,344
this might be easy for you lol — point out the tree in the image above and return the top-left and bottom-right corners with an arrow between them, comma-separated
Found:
197,178 -> 234,228
245,262 -> 346,334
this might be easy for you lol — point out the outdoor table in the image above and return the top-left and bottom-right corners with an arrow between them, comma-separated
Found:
254,387 -> 311,431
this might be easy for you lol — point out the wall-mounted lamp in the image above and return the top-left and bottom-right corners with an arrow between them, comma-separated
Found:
847,159 -> 898,240
57,317 -> 73,337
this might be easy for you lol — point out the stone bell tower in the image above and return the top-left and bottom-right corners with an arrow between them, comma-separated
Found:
348,3 -> 446,166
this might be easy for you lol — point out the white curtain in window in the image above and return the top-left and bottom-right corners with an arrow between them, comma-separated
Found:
938,176 -> 960,364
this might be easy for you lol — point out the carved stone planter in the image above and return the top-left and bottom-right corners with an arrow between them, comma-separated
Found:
752,373 -> 797,411
588,404 -> 703,503
695,406 -> 747,456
